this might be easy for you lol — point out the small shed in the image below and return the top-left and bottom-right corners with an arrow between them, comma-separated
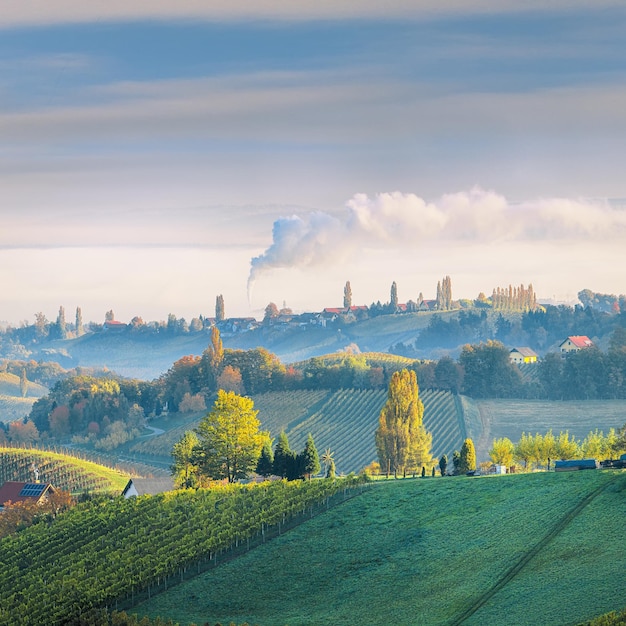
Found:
122,477 -> 176,498
554,459 -> 599,472
493,465 -> 507,475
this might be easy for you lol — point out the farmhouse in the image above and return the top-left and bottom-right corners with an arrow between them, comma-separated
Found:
509,347 -> 538,364
122,477 -> 175,498
0,481 -> 57,510
559,335 -> 593,354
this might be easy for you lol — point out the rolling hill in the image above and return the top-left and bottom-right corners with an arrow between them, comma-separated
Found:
0,372 -> 48,424
135,470 -> 626,626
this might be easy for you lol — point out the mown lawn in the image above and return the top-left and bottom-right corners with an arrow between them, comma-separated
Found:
135,470 -> 626,626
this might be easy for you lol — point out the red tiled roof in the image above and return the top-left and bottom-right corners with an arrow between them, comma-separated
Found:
566,335 -> 593,349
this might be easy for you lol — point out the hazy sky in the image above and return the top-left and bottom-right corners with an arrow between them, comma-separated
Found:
2,2 -> 626,325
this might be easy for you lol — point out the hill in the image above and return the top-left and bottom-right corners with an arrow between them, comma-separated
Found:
135,470 -> 626,626
0,372 -> 48,424
0,447 -> 130,494
128,388 -> 465,474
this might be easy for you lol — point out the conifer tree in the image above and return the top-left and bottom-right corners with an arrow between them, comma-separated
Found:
343,281 -> 352,309
20,368 -> 28,399
256,439 -> 274,477
272,431 -> 292,478
301,433 -> 321,479
56,306 -> 67,339
326,459 -> 336,478
439,453 -> 448,476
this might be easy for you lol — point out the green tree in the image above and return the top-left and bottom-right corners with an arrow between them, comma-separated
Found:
256,438 -> 274,477
326,459 -> 336,478
555,430 -> 580,460
343,281 -> 352,308
514,432 -> 534,469
171,431 -> 200,488
272,431 -> 292,478
459,438 -> 476,473
301,433 -> 321,479
489,437 -> 514,467
194,390 -> 268,483
201,326 -> 224,391
439,454 -> 448,476
452,450 -> 461,475
375,369 -> 431,476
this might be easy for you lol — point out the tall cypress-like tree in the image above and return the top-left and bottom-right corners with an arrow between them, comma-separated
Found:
56,306 -> 67,339
272,431 -> 292,478
256,439 -> 274,477
201,326 -> 224,391
75,307 -> 84,337
375,369 -> 432,476
390,281 -> 399,311
215,295 -> 225,322
301,433 -> 321,479
343,281 -> 352,309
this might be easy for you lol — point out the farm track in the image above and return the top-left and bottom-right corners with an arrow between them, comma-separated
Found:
450,473 -> 621,625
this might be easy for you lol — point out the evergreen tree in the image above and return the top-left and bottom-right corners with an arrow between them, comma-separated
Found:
301,433 -> 321,479
343,281 -> 352,309
452,450 -> 461,475
215,294 -> 225,322
256,439 -> 274,477
375,369 -> 432,476
56,306 -> 67,339
439,454 -> 448,476
459,438 -> 476,473
272,430 -> 292,478
105,310 -> 115,322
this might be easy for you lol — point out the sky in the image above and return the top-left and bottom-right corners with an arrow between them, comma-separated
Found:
2,1 -> 626,325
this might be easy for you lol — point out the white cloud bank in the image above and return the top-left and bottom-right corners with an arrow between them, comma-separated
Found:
249,187 -> 626,286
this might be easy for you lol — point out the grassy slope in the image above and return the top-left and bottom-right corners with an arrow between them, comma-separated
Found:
136,470 -> 626,626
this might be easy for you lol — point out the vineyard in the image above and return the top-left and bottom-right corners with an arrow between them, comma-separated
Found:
127,388 -> 465,475
0,372 -> 47,399
0,475 -> 366,626
0,372 -> 47,424
0,448 -> 130,494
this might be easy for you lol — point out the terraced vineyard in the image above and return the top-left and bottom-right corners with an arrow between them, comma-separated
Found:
0,447 -> 130,494
0,372 -> 48,424
127,388 -> 465,475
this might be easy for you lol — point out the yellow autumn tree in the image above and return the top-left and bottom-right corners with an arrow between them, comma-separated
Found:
375,369 -> 432,476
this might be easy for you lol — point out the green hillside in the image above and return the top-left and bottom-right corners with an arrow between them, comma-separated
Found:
129,388 -> 466,474
136,470 -> 626,626
0,447 -> 130,494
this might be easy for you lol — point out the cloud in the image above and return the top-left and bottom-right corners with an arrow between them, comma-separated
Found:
248,187 -> 626,286
1,1 -> 623,28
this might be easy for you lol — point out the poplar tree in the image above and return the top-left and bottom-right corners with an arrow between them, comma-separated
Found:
375,369 -> 432,476
75,307 -> 84,337
20,369 -> 29,399
390,281 -> 399,311
343,281 -> 352,309
215,295 -> 225,322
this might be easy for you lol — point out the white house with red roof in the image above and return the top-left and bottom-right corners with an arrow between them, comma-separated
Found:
559,335 -> 593,354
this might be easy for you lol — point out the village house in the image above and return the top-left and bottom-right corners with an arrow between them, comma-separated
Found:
509,347 -> 538,364
0,481 -> 57,511
559,335 -> 593,354
122,477 -> 175,498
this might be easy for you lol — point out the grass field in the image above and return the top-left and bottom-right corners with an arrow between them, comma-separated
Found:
470,398 -> 626,461
135,470 -> 626,626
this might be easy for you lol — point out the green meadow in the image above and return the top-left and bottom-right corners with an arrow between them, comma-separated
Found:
136,470 -> 626,626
